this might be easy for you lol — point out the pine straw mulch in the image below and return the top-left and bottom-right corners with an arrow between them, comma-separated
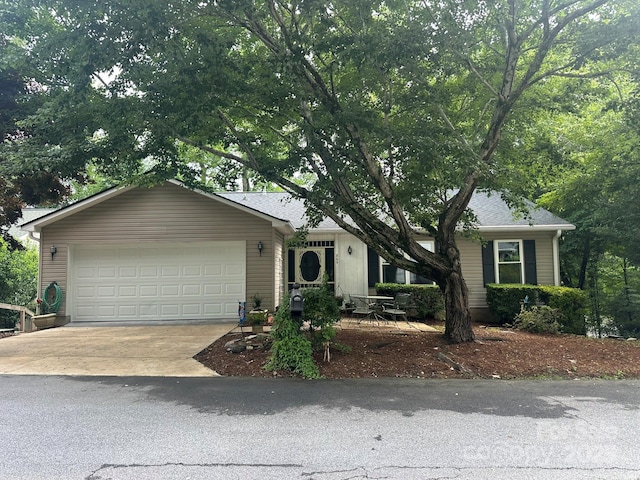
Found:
194,321 -> 640,379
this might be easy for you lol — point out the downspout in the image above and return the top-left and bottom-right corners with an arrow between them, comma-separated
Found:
552,229 -> 562,286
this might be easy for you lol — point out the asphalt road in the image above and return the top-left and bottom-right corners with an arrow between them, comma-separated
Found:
1,376 -> 639,479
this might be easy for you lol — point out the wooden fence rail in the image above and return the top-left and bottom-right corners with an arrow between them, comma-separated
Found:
0,303 -> 36,332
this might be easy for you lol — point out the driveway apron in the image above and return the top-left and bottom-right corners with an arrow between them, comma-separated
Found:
0,324 -> 234,377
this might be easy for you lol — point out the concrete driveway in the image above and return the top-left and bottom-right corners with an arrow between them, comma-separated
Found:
0,324 -> 235,377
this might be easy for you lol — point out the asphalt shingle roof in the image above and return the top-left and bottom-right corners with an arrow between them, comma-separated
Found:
218,191 -> 573,231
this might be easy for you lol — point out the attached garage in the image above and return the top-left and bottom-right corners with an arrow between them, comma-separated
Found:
23,181 -> 292,324
70,242 -> 245,322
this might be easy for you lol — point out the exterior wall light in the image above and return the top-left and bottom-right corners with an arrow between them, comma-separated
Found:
347,245 -> 353,255
50,245 -> 57,260
258,241 -> 264,256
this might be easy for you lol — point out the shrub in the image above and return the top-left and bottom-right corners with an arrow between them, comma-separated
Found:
539,286 -> 588,335
485,284 -> 541,324
302,275 -> 340,348
513,306 -> 561,334
264,303 -> 320,379
375,283 -> 445,320
486,284 -> 588,334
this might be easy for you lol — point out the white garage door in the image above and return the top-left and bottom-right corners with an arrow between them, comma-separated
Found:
70,242 -> 245,322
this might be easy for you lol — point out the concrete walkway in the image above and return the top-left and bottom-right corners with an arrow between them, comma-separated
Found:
0,324 -> 235,377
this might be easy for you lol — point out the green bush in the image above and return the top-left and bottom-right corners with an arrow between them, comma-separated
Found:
264,303 -> 320,379
302,275 -> 340,348
486,284 -> 587,334
539,286 -> 588,335
485,284 -> 541,324
375,283 -> 444,320
513,306 -> 561,334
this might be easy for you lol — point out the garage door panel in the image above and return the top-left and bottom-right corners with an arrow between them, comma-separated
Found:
116,305 -> 136,317
71,242 -> 246,322
140,305 -> 158,316
161,304 -> 179,316
98,305 -> 116,317
224,303 -> 239,315
161,285 -> 180,296
204,265 -> 222,276
118,286 -> 137,297
140,266 -> 158,278
225,264 -> 243,275
182,265 -> 201,276
77,267 -> 96,279
98,267 -> 116,278
182,304 -> 201,315
204,304 -> 222,315
139,285 -> 158,297
77,286 -> 95,298
161,265 -> 180,277
182,285 -> 201,296
119,266 -> 137,277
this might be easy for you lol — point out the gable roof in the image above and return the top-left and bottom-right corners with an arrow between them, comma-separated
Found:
21,181 -> 295,234
22,181 -> 574,234
219,190 -> 574,232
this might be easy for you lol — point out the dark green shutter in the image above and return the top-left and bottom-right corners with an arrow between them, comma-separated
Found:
325,248 -> 335,282
481,241 -> 495,286
523,240 -> 537,285
367,247 -> 379,287
287,250 -> 295,283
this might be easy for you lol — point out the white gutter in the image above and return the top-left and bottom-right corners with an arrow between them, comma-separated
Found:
552,229 -> 562,286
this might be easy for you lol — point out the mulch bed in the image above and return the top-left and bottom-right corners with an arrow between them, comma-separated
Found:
194,324 -> 640,379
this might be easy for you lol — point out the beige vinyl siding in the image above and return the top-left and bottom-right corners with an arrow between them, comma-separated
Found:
39,243 -> 68,317
458,231 -> 556,309
273,231 -> 285,306
40,183 -> 277,317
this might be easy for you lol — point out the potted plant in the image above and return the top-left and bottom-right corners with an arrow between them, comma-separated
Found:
248,293 -> 269,333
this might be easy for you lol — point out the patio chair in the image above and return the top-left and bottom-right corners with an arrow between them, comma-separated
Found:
352,296 -> 376,323
340,293 -> 356,315
382,293 -> 410,323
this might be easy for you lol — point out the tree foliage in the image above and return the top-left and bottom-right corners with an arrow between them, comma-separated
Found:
0,239 -> 38,326
537,80 -> 640,335
3,0 -> 639,341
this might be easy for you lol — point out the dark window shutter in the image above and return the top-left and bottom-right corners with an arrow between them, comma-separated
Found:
523,240 -> 537,285
367,247 -> 380,287
481,241 -> 495,286
287,249 -> 295,283
325,248 -> 335,282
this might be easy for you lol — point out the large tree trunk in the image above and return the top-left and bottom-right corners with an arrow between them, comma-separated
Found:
442,270 -> 475,343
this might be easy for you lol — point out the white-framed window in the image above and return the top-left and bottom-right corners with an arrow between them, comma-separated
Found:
380,241 -> 435,285
494,240 -> 524,284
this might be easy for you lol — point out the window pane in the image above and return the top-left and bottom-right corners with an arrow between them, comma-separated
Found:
299,251 -> 321,282
498,241 -> 520,262
499,263 -> 522,284
383,265 -> 406,284
410,272 -> 433,285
